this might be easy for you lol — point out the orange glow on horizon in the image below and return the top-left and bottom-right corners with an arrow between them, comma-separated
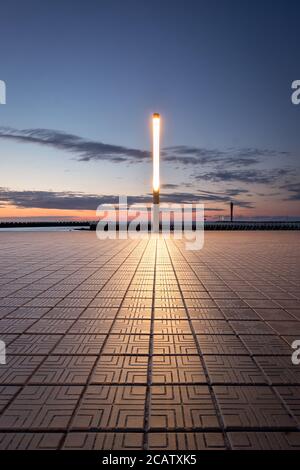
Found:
1,201 -> 299,222
0,206 -> 97,221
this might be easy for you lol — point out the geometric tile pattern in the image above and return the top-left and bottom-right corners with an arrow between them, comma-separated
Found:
70,385 -> 146,430
227,431 -> 300,450
213,385 -> 297,429
0,231 -> 299,449
149,385 -> 220,429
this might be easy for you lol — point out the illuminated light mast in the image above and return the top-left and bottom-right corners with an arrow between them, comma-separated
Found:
152,113 -> 160,232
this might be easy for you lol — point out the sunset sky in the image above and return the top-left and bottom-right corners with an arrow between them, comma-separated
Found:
0,0 -> 299,221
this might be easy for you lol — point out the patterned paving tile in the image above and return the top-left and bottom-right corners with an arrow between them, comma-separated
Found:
90,355 -> 148,384
0,385 -> 20,412
153,334 -> 198,354
154,308 -> 188,319
221,308 -> 260,320
275,386 -> 300,424
68,319 -> 113,334
43,307 -> 85,319
29,355 -> 97,384
0,318 -> 37,334
70,385 -> 146,430
255,309 -> 296,321
110,319 -> 151,334
101,334 -> 150,355
0,432 -> 64,450
0,232 -> 299,449
204,356 -> 267,384
0,355 -> 45,384
188,308 -> 225,320
197,334 -> 248,355
80,307 -> 118,319
227,431 -> 300,450
6,307 -> 51,319
152,355 -> 206,384
52,334 -> 106,355
267,321 -> 300,336
0,385 -> 83,430
62,432 -> 144,450
147,432 -> 226,450
9,334 -> 62,355
26,319 -> 75,334
153,320 -> 192,334
117,307 -> 151,319
255,356 -> 300,384
229,320 -> 274,335
192,320 -> 234,335
149,385 -> 220,430
240,335 -> 292,355
214,385 -> 298,429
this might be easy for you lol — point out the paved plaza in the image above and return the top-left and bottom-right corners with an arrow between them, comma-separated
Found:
0,231 -> 299,450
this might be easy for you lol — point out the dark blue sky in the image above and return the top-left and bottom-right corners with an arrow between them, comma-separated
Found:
0,0 -> 299,219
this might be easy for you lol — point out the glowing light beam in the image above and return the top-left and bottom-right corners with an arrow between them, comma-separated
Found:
152,113 -> 160,198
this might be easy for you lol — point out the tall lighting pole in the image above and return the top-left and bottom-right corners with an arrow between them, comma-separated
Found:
152,113 -> 160,232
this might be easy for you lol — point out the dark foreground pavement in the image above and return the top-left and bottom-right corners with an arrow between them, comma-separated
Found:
0,231 -> 299,450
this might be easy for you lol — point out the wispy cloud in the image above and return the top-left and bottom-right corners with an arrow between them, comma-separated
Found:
0,127 -> 149,163
281,182 -> 300,201
0,187 -> 253,211
0,127 -> 289,168
163,145 -> 289,168
196,168 -> 291,184
0,188 -> 150,210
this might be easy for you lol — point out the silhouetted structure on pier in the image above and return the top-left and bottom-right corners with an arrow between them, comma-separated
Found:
230,201 -> 234,222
